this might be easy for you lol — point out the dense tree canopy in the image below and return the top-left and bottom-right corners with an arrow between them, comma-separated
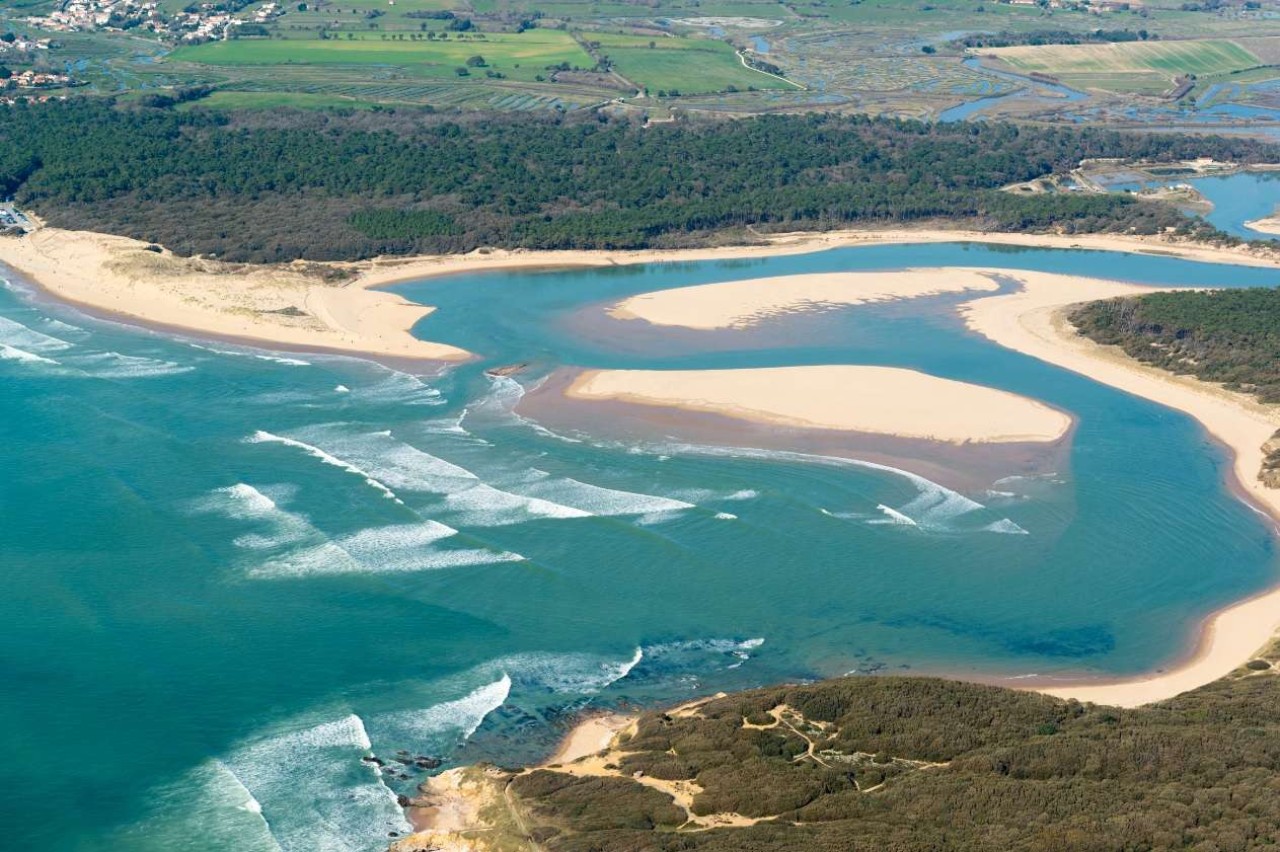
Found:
2,100 -> 1276,262
1071,288 -> 1280,404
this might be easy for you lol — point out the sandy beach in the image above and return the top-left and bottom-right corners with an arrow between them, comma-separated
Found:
0,228 -> 471,362
607,268 -> 1001,330
961,269 -> 1280,707
2,224 -> 1277,365
565,365 -> 1072,444
1245,216 -> 1280,236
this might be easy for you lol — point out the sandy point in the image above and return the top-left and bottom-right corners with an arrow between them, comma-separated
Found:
0,227 -> 471,363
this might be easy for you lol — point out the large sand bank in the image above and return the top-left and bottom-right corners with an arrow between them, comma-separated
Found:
1245,216 -> 1280,236
607,268 -> 1001,330
961,270 -> 1280,707
566,365 -> 1072,444
0,228 -> 470,362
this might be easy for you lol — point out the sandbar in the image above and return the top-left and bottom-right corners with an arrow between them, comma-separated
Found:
0,227 -> 471,362
1245,216 -> 1280,236
960,269 -> 1280,707
565,365 -> 1072,444
606,268 -> 1001,330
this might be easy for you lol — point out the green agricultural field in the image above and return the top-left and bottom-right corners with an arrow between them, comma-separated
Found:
589,32 -> 792,94
169,30 -> 594,82
176,90 -> 384,110
988,38 -> 1262,78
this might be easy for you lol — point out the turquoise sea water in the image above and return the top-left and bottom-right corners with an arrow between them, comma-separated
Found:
2,242 -> 1280,851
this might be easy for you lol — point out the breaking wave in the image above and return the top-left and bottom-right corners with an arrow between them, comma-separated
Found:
219,713 -> 411,852
370,674 -> 512,747
246,431 -> 403,503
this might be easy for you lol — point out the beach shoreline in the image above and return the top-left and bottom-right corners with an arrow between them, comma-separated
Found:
961,271 -> 1280,707
2,224 -> 1278,368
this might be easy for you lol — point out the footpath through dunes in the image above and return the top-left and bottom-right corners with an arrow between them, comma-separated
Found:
960,269 -> 1280,707
559,365 -> 1073,445
0,228 -> 471,363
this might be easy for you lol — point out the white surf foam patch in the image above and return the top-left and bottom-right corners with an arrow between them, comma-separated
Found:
499,647 -> 644,694
0,314 -> 73,353
0,343 -> 58,365
983,518 -> 1029,535
656,443 -> 992,531
222,713 -> 411,852
350,370 -> 445,406
715,512 -> 737,520
245,523 -> 521,579
371,674 -> 512,748
869,503 -> 918,527
72,351 -> 194,378
507,470 -> 695,518
116,759 -> 284,852
190,343 -> 311,366
246,431 -> 403,504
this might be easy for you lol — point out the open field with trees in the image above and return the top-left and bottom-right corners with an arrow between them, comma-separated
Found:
587,32 -> 791,95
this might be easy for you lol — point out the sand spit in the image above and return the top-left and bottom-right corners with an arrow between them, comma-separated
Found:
1245,216 -> 1280,236
565,365 -> 1072,444
961,270 -> 1280,707
0,228 -> 470,362
606,268 -> 1002,330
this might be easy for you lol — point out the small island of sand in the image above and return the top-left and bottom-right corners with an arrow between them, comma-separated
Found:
607,268 -> 1001,330
565,365 -> 1072,444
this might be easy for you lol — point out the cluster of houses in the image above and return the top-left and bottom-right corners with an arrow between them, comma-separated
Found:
5,69 -> 72,88
1003,0 -> 1143,10
21,0 -> 163,33
0,34 -> 52,53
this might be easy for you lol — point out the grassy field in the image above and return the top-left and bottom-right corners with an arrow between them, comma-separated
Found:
589,32 -> 792,94
170,31 -> 594,82
988,39 -> 1263,78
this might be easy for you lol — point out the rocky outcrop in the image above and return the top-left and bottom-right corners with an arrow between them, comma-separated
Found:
1261,429 -> 1280,488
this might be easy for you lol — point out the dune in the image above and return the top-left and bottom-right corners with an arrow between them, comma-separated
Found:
606,268 -> 1002,330
565,365 -> 1072,444
0,228 -> 471,362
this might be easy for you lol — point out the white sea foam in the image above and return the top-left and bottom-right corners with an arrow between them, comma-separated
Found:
507,470 -> 695,518
351,370 -> 444,406
73,351 -> 194,379
983,518 -> 1029,535
0,343 -> 58,365
869,503 -> 919,527
372,674 -> 512,747
246,431 -> 403,503
0,314 -> 73,352
655,443 -> 994,532
500,647 -> 644,694
190,343 -> 311,366
221,713 -> 411,852
715,512 -> 737,520
117,759 -> 283,852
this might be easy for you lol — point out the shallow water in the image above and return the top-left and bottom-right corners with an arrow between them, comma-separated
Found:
2,243 -> 1279,850
1105,171 -> 1279,240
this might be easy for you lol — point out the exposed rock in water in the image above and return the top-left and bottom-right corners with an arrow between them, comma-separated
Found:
486,363 -> 529,378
